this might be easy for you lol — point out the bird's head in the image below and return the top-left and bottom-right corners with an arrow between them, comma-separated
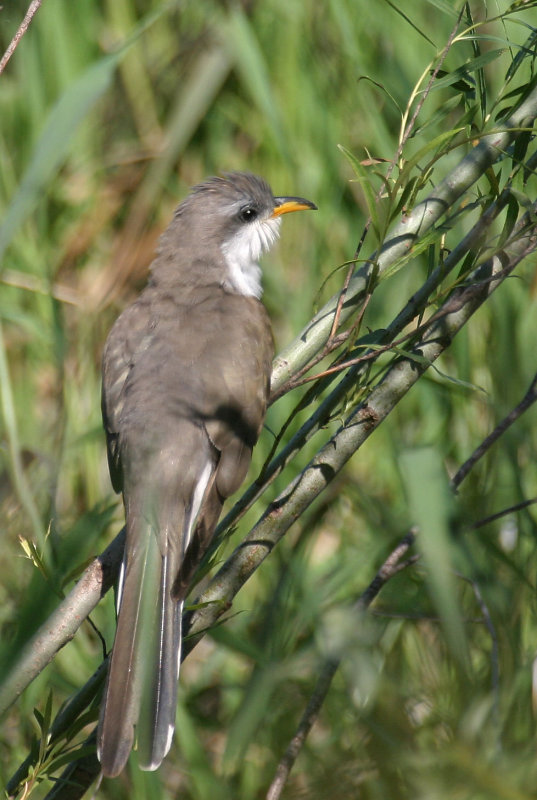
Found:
155,172 -> 317,298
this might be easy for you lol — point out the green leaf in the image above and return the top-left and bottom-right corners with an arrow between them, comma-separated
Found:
497,193 -> 520,249
381,1 -> 436,46
338,144 -> 383,236
174,704 -> 231,799
224,664 -> 279,769
505,27 -> 537,83
399,447 -> 469,664
421,0 -> 462,16
225,7 -> 289,160
430,50 -> 506,93
47,745 -> 96,773
0,55 -> 118,262
0,1 -> 172,262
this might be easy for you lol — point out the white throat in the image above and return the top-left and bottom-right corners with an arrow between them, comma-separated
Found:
221,217 -> 281,298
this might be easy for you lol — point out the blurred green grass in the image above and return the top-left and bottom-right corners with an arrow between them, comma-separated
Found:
2,1 -> 537,798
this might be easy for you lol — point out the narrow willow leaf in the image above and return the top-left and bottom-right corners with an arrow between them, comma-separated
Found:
338,144 -> 382,235
382,0 -> 436,46
47,745 -> 97,773
421,0 -> 461,16
497,194 -> 520,249
430,50 -> 506,93
391,176 -> 419,218
505,28 -> 537,83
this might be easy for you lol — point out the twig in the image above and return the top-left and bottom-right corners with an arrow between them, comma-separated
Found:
266,531 -> 417,800
271,289 -> 373,402
471,496 -> 537,530
0,1 -> 44,76
451,372 -> 537,489
329,260 -> 356,340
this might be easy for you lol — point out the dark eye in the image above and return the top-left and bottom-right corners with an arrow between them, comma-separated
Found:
238,205 -> 258,223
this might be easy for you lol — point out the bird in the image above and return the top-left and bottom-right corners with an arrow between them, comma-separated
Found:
97,171 -> 316,777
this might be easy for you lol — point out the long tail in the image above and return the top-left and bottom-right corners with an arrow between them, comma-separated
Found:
97,510 -> 183,777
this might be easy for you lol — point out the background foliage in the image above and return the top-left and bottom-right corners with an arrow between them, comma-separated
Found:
2,0 -> 537,798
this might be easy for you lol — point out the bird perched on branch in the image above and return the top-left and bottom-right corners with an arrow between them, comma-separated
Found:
97,172 -> 316,777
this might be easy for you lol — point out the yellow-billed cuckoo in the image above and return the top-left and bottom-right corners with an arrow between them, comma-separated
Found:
97,172 -> 316,777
